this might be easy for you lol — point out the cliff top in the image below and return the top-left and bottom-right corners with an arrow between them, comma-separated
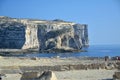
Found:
0,16 -> 76,25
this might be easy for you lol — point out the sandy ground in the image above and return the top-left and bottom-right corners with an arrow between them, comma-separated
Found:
0,57 -> 108,67
55,70 -> 118,80
1,70 -> 118,80
0,56 -> 119,80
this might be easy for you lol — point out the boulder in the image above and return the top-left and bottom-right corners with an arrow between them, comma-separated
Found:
20,72 -> 39,80
115,63 -> 120,70
38,71 -> 57,80
30,57 -> 38,60
105,63 -> 115,70
20,71 -> 57,80
0,74 -> 6,80
113,72 -> 120,79
104,56 -> 111,61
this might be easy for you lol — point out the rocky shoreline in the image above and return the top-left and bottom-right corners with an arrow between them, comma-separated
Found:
0,49 -> 88,57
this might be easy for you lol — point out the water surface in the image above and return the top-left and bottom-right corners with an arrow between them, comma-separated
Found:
24,45 -> 120,58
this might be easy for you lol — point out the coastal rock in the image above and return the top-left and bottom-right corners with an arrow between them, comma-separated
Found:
116,62 -> 120,69
0,74 -> 6,80
20,72 -> 40,80
0,16 -> 89,52
38,71 -> 57,80
105,63 -> 115,70
113,72 -> 120,80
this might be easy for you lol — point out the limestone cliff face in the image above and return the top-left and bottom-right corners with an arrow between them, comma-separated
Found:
0,16 -> 89,52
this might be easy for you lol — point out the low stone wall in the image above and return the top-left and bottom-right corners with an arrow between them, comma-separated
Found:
1,62 -> 119,74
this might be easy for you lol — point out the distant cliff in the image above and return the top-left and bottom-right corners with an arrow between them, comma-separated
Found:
0,16 -> 89,52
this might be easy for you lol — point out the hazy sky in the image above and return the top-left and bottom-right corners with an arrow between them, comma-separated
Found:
0,0 -> 120,45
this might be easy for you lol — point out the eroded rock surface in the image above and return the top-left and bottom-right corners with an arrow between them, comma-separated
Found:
0,16 -> 89,52
113,72 -> 120,79
38,71 -> 57,80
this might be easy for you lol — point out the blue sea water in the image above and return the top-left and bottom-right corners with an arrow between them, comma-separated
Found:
25,45 -> 120,58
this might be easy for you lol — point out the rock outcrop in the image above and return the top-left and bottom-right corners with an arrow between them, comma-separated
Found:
20,72 -> 39,80
38,71 -> 57,80
20,71 -> 57,80
0,16 -> 89,52
113,72 -> 120,80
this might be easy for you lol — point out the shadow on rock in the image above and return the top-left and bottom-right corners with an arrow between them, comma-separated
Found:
38,71 -> 57,80
20,72 -> 39,80
20,71 -> 57,80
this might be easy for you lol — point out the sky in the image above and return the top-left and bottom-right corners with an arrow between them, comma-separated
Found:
0,0 -> 120,45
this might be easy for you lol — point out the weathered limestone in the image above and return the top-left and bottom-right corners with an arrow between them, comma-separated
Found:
22,24 -> 39,49
0,16 -> 89,52
38,71 -> 57,80
0,19 -> 26,49
20,71 -> 57,80
113,72 -> 120,80
20,72 -> 39,80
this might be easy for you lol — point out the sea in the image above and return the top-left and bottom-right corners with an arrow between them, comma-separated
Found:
24,45 -> 120,58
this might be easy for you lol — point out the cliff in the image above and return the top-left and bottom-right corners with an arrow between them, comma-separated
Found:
0,16 -> 89,53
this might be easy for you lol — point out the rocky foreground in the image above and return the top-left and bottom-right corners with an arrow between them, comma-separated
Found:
0,56 -> 120,80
